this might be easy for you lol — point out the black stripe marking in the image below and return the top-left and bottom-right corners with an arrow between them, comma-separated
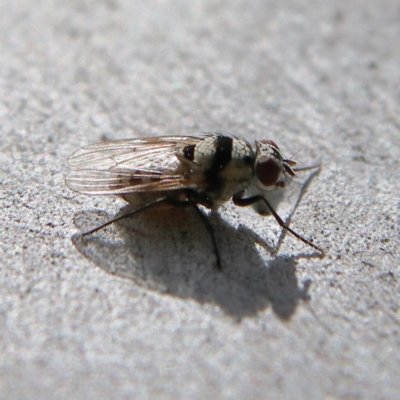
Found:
213,135 -> 233,170
203,135 -> 233,191
182,144 -> 196,161
243,155 -> 253,166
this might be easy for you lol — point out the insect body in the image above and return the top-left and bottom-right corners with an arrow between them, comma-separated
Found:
66,134 -> 323,270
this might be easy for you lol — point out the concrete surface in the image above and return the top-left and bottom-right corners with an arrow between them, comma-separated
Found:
1,0 -> 399,399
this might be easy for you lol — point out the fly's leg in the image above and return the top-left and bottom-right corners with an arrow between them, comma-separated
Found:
188,201 -> 222,272
161,191 -> 222,272
232,191 -> 324,255
80,191 -> 222,271
81,197 -> 169,236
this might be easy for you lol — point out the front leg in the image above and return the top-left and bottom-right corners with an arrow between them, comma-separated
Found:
232,191 -> 264,207
232,191 -> 324,254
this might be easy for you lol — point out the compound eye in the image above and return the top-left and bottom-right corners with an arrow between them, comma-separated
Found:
255,157 -> 282,187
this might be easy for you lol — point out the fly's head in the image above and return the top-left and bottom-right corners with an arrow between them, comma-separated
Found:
246,140 -> 297,216
254,140 -> 296,191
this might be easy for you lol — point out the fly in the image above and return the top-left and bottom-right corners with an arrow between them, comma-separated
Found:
66,133 -> 324,270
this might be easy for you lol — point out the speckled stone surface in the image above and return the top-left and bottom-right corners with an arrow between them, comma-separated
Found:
1,1 -> 399,399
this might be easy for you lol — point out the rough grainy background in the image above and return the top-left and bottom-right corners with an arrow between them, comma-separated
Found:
1,0 -> 399,399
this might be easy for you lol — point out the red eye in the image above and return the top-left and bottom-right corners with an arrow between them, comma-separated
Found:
255,157 -> 281,187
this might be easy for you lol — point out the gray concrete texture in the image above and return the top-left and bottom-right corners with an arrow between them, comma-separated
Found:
1,0 -> 399,399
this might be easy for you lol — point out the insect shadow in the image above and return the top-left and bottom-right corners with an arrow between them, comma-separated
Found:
72,204 -> 318,320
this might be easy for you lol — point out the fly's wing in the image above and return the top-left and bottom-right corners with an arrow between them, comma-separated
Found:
66,136 -> 204,195
68,136 -> 198,170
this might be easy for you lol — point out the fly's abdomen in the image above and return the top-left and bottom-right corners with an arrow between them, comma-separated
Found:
120,190 -> 187,211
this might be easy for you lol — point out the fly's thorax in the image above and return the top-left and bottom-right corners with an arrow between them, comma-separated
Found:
253,140 -> 296,191
181,135 -> 255,204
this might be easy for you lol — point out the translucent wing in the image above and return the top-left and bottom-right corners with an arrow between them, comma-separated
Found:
68,136 -> 199,170
66,136 -> 203,195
